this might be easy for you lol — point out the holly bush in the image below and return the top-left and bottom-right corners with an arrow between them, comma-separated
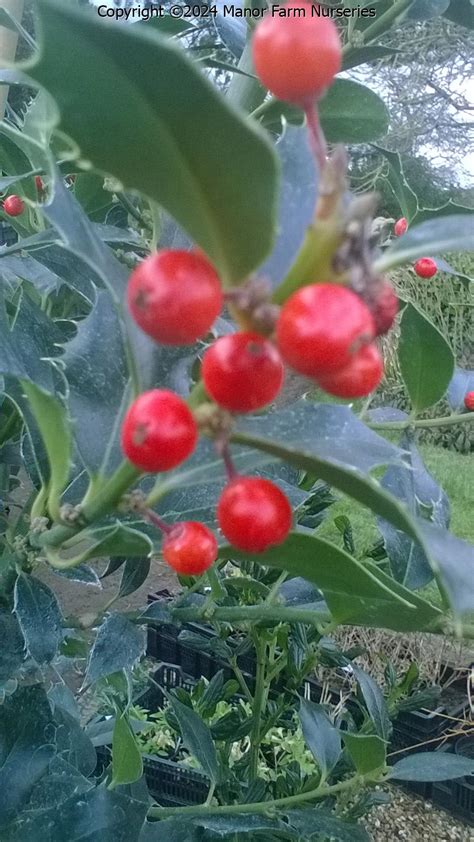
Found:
0,1 -> 474,840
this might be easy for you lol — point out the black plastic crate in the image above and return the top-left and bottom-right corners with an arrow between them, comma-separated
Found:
146,590 -> 256,680
432,739 -> 474,825
96,664 -> 210,806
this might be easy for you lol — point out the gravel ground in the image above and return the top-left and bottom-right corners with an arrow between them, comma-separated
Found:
364,785 -> 473,841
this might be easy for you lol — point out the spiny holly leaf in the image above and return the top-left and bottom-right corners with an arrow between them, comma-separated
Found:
0,606 -> 25,684
29,0 -> 278,285
0,685 -> 56,824
379,434 -> 450,590
13,574 -> 63,666
85,614 -> 146,686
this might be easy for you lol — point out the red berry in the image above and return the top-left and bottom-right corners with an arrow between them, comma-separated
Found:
35,176 -> 43,191
372,281 -> 399,336
276,283 -> 375,379
3,195 -> 24,217
121,389 -> 197,472
252,3 -> 341,104
464,391 -> 474,412
217,477 -> 292,553
317,343 -> 383,399
394,217 -> 408,237
162,521 -> 218,575
128,250 -> 222,346
202,332 -> 284,413
414,258 -> 437,279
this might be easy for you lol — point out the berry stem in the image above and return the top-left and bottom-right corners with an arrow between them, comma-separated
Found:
303,101 -> 327,173
218,440 -> 239,482
143,508 -> 173,536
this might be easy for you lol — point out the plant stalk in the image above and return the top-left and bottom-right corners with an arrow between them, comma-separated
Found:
249,635 -> 267,780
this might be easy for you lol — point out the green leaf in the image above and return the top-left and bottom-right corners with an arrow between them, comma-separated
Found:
299,699 -> 341,780
21,381 -> 72,520
111,713 -> 143,787
373,146 -> 418,222
398,304 -> 454,412
319,79 -> 390,143
2,786 -> 148,841
167,693 -> 219,783
13,574 -> 63,665
219,533 -> 444,633
118,557 -> 151,599
0,606 -> 25,684
342,45 -> 400,71
444,0 -> 474,29
29,0 -> 278,285
375,215 -> 474,272
389,752 -> 474,782
85,614 -> 146,686
0,685 -> 56,824
342,733 -> 386,776
352,666 -> 391,741
46,523 -> 153,568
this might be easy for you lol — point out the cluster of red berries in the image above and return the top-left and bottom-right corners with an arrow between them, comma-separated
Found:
393,218 -> 437,279
122,248 -> 398,575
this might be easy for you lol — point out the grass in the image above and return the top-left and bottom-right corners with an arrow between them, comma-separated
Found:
316,442 -> 474,556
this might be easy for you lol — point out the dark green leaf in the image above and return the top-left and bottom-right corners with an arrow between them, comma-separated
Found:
24,757 -> 92,812
285,809 -> 370,842
118,557 -> 151,599
0,292 -> 61,392
46,523 -> 153,568
419,521 -> 474,617
299,698 -> 341,779
352,666 -> 391,741
389,752 -> 474,781
111,713 -> 143,787
53,564 -> 102,586
0,607 -> 25,684
444,0 -> 474,28
320,79 -> 389,143
54,707 -> 97,777
167,693 -> 219,783
13,574 -> 63,665
379,434 -> 449,589
85,614 -> 146,686
219,533 -> 444,633
342,733 -> 387,776
30,0 -> 278,285
342,45 -> 400,70
375,215 -> 474,272
0,685 -> 56,825
398,304 -> 454,412
3,786 -> 148,841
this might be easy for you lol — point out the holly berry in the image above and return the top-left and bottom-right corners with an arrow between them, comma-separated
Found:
317,343 -> 383,399
414,258 -> 437,279
372,281 -> 399,336
162,521 -> 217,575
121,389 -> 198,472
217,477 -> 292,553
464,391 -> 474,412
3,195 -> 24,217
128,249 -> 223,346
394,217 -> 408,237
202,332 -> 284,413
276,283 -> 375,379
35,176 -> 43,192
252,3 -> 341,104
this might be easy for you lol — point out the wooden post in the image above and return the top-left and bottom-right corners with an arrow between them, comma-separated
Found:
0,0 -> 25,120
